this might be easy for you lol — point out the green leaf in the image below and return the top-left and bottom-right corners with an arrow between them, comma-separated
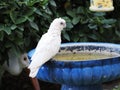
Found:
10,11 -> 27,24
88,34 -> 97,40
17,26 -> 24,31
94,12 -> 106,17
4,26 -> 11,35
67,22 -> 73,29
88,24 -> 97,30
63,32 -> 70,41
101,19 -> 116,24
49,0 -> 56,7
35,8 -> 42,16
10,11 -> 16,24
103,24 -> 112,28
115,30 -> 120,37
62,17 -> 71,22
24,7 -> 36,17
27,16 -> 34,22
25,0 -> 39,6
40,0 -> 48,6
11,24 -> 17,30
77,7 -> 84,14
67,10 -> 76,18
72,17 -> 80,25
30,22 -> 39,31
15,17 -> 27,24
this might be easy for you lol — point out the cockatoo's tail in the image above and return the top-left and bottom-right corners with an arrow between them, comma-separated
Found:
28,18 -> 66,78
89,0 -> 114,12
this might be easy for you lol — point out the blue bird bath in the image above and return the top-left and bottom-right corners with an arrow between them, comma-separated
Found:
28,42 -> 120,90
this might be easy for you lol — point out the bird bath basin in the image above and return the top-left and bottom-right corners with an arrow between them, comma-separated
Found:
28,42 -> 120,90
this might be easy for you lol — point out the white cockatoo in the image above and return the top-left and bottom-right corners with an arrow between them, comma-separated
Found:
3,49 -> 29,75
28,18 -> 66,78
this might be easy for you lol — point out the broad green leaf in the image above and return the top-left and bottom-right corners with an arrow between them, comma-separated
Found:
15,17 -> 27,24
63,32 -> 70,41
77,7 -> 84,14
115,30 -> 120,37
30,22 -> 39,31
72,17 -> 80,25
88,24 -> 97,30
24,7 -> 36,17
67,10 -> 76,18
67,23 -> 73,29
10,11 -> 27,24
4,26 -> 11,35
45,8 -> 52,15
25,0 -> 39,6
10,11 -> 16,24
103,24 -> 112,28
27,16 -> 34,22
101,19 -> 116,24
11,24 -> 17,30
35,9 -> 42,16
88,34 -> 97,40
94,12 -> 106,17
40,0 -> 48,6
49,0 -> 56,7
62,17 -> 71,22
17,26 -> 24,31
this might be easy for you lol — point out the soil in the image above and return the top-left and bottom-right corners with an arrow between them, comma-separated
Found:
0,69 -> 120,90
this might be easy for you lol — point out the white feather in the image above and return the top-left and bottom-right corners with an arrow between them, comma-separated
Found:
28,18 -> 66,78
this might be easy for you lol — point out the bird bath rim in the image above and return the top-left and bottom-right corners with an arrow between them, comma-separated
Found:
28,42 -> 120,68
28,42 -> 120,62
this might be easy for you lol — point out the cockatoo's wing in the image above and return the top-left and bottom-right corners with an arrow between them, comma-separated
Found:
28,33 -> 61,77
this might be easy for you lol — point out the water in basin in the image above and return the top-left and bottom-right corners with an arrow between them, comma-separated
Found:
53,52 -> 119,61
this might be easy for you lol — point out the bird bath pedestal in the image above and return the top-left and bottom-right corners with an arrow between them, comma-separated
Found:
28,42 -> 120,90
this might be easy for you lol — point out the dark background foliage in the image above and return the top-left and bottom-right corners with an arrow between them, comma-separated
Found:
0,0 -> 120,89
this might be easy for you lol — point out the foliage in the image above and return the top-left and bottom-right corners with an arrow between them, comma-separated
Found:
0,0 -> 120,80
0,0 -> 52,65
54,0 -> 120,42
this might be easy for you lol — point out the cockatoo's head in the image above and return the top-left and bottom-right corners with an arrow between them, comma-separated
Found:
50,18 -> 66,31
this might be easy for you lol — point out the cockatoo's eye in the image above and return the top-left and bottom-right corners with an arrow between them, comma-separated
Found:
60,21 -> 66,28
60,22 -> 64,25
